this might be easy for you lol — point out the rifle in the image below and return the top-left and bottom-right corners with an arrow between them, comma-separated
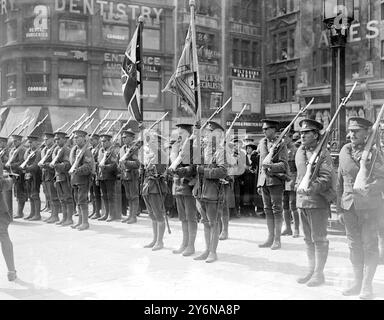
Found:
91,110 -> 111,136
68,109 -> 98,140
56,122 -> 69,133
65,113 -> 86,135
6,114 -> 48,168
84,118 -> 94,131
17,117 -> 35,136
68,140 -> 90,175
112,116 -> 132,144
262,98 -> 314,165
224,103 -> 248,142
200,97 -> 232,130
20,141 -> 45,170
120,112 -> 168,163
298,81 -> 358,192
8,117 -> 30,138
104,113 -> 123,135
353,103 -> 384,195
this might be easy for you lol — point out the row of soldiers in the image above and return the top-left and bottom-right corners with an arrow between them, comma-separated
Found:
1,112 -> 384,299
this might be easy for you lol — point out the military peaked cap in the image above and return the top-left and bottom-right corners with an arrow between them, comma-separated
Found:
206,121 -> 225,132
175,122 -> 194,134
99,133 -> 113,139
73,129 -> 88,137
299,119 -> 323,132
53,131 -> 67,138
261,119 -> 280,129
27,135 -> 39,141
348,117 -> 373,130
0,136 -> 8,142
121,129 -> 136,137
43,132 -> 55,138
11,134 -> 23,140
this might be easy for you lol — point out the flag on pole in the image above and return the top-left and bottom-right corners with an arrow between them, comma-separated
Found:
162,25 -> 197,115
121,25 -> 143,122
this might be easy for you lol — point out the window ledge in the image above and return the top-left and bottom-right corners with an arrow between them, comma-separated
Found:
267,9 -> 300,22
267,57 -> 300,66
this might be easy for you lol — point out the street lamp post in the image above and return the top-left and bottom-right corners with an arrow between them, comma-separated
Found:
323,0 -> 354,153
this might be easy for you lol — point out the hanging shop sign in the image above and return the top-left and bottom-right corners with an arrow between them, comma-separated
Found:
231,67 -> 261,80
200,74 -> 222,91
229,22 -> 260,36
232,80 -> 261,113
53,50 -> 88,61
24,4 -> 49,40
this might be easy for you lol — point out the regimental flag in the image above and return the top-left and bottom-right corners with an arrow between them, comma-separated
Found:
121,25 -> 143,122
162,25 -> 197,115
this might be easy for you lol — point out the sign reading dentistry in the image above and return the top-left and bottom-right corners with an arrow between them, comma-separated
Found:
1,0 -> 164,24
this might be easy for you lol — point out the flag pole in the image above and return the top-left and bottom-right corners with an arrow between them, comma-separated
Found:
138,15 -> 144,123
189,0 -> 201,123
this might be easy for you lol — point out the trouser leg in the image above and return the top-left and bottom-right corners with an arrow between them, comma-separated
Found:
194,200 -> 210,260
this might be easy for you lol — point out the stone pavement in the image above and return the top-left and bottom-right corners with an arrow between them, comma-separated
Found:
1,207 -> 384,300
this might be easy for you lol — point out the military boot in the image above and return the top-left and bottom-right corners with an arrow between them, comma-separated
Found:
98,201 -> 109,221
152,221 -> 165,251
183,221 -> 198,256
71,209 -> 82,229
259,215 -> 275,248
62,202 -> 74,226
297,244 -> 315,284
271,218 -> 283,250
13,201 -> 25,219
219,212 -> 229,241
342,264 -> 364,296
106,200 -> 117,222
144,221 -> 158,248
126,199 -> 139,224
292,209 -> 300,238
281,209 -> 293,236
78,204 -> 89,231
173,221 -> 189,254
360,262 -> 378,300
46,203 -> 60,223
56,205 -> 67,225
7,271 -> 17,281
206,223 -> 220,263
194,225 -> 211,260
307,242 -> 328,287
24,200 -> 35,220
30,199 -> 41,221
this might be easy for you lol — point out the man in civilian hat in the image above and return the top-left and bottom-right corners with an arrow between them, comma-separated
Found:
119,128 -> 140,224
257,119 -> 288,250
230,137 -> 246,219
4,134 -> 27,219
337,117 -> 384,299
39,132 -> 60,223
69,129 -> 94,231
50,130 -> 74,226
295,118 -> 334,287
192,121 -> 227,263
97,132 -> 119,222
281,128 -> 300,238
89,133 -> 102,220
171,122 -> 198,256
0,136 -> 13,217
22,135 -> 42,221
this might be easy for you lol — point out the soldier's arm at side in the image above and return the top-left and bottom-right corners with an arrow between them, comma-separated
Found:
76,149 -> 93,175
310,151 -> 333,193
336,161 -> 344,210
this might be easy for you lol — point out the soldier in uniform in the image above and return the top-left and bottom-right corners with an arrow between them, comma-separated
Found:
193,121 -> 227,263
23,135 -> 42,221
337,117 -> 384,299
5,134 -> 27,219
295,119 -> 334,287
0,136 -> 13,216
119,129 -> 141,224
97,133 -> 119,222
171,123 -> 198,256
39,132 -> 60,223
51,131 -> 74,226
89,133 -> 102,220
142,132 -> 169,251
0,158 -> 17,281
257,119 -> 288,250
281,129 -> 300,237
69,129 -> 94,231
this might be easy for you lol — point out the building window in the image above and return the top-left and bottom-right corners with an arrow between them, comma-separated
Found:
24,59 -> 50,97
59,20 -> 86,43
102,24 -> 130,44
5,62 -> 17,100
272,79 -> 277,102
381,1 -> 384,21
143,29 -> 160,50
58,77 -> 86,100
320,49 -> 331,84
272,34 -> 277,61
290,76 -> 296,101
143,80 -> 160,104
352,62 -> 360,78
279,32 -> 288,60
241,40 -> 250,66
279,0 -> 287,15
288,30 -> 295,59
6,19 -> 17,43
252,42 -> 260,68
312,51 -> 318,84
233,39 -> 240,65
197,32 -> 219,63
102,57 -> 122,97
279,78 -> 287,102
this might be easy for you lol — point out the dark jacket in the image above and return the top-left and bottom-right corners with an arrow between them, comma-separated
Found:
142,148 -> 169,196
69,145 -> 93,185
337,143 -> 384,211
97,146 -> 118,181
285,142 -> 298,191
119,144 -> 140,182
23,147 -> 42,189
6,145 -> 26,176
52,146 -> 71,183
40,145 -> 56,181
257,137 -> 288,187
295,144 -> 334,209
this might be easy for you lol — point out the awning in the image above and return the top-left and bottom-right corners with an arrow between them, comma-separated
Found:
48,107 -> 91,133
0,107 -> 41,137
